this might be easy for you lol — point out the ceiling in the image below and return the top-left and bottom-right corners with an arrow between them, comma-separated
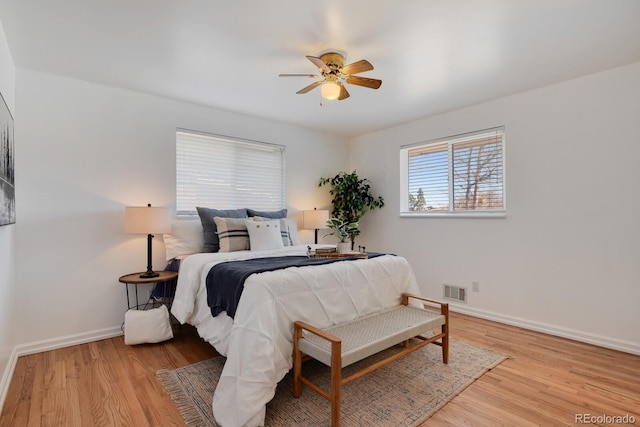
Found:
1,0 -> 640,138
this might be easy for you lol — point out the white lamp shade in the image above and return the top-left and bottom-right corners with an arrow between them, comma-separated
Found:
125,206 -> 171,234
303,209 -> 330,229
321,82 -> 341,100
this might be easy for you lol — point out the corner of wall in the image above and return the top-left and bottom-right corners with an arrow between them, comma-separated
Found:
0,14 -> 17,416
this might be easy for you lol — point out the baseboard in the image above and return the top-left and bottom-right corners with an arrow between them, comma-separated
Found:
0,347 -> 19,416
14,325 -> 123,358
449,304 -> 640,356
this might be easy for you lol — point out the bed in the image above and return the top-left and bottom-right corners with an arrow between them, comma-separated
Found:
166,213 -> 421,426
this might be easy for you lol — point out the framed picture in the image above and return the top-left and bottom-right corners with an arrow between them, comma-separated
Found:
0,91 -> 15,226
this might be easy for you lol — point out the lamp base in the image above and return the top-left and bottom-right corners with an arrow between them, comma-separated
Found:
139,271 -> 159,279
140,233 -> 159,278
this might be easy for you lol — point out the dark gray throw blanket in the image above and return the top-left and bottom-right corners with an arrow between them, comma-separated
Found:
206,253 -> 384,319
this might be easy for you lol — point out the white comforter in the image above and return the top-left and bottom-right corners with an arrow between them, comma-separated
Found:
171,245 -> 420,427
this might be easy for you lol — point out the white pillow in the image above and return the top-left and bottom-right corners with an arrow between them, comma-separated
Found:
124,305 -> 174,345
163,219 -> 204,261
246,219 -> 285,251
253,216 -> 295,246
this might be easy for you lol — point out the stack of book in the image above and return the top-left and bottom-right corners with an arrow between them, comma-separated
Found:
314,247 -> 337,255
309,246 -> 368,259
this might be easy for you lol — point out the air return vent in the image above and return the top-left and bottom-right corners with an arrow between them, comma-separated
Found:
443,284 -> 467,303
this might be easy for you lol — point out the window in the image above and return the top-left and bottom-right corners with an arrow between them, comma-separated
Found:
400,127 -> 505,217
176,129 -> 286,216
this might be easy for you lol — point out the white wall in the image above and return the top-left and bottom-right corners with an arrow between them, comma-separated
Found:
13,68 -> 348,346
0,17 -> 17,410
350,61 -> 640,354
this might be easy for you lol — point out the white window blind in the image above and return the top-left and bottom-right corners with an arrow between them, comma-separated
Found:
400,127 -> 505,216
176,129 -> 286,216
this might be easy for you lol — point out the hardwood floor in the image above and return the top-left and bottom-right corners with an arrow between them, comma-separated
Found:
1,313 -> 638,426
424,315 -> 640,426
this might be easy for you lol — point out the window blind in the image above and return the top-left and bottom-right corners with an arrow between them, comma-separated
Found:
408,142 -> 449,211
176,130 -> 286,216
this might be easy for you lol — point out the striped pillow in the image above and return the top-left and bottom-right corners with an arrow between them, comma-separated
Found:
214,217 -> 250,252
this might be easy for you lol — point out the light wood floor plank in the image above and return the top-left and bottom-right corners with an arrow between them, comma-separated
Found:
1,314 -> 639,426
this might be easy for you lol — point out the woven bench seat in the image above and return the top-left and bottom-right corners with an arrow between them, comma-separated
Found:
298,305 -> 446,368
293,293 -> 449,427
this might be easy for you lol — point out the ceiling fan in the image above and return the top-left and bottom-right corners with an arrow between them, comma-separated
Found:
279,51 -> 382,102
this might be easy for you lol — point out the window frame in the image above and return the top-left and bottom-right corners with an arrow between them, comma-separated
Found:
400,127 -> 506,218
176,128 -> 286,217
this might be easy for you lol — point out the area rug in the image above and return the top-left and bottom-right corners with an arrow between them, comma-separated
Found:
157,339 -> 509,426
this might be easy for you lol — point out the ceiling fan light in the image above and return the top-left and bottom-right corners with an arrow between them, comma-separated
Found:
321,82 -> 341,100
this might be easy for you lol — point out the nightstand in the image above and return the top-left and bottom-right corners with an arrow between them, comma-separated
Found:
118,271 -> 178,311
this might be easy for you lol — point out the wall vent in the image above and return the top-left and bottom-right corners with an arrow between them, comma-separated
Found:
443,284 -> 467,303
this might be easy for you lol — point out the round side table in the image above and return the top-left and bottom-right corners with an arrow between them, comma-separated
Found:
118,271 -> 178,311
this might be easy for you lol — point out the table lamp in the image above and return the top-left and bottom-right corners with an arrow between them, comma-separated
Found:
125,204 -> 171,278
302,208 -> 330,244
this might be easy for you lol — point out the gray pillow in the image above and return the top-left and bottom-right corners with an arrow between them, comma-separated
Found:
246,208 -> 287,219
196,207 -> 247,252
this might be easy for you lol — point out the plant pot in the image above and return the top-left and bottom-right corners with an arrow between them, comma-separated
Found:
337,242 -> 351,254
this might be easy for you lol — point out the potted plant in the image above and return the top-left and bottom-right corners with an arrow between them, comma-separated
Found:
323,217 -> 359,253
319,171 -> 384,249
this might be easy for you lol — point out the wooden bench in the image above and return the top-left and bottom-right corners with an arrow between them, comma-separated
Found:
292,293 -> 449,427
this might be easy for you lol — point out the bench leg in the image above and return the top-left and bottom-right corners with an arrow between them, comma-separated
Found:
331,340 -> 342,427
441,324 -> 449,364
293,324 -> 302,398
442,304 -> 449,364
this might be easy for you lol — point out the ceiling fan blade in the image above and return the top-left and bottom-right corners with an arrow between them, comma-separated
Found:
338,83 -> 350,100
296,81 -> 323,94
341,59 -> 374,75
345,76 -> 382,89
306,55 -> 330,72
279,73 -> 320,78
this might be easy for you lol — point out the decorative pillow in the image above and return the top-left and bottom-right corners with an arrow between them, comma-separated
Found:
124,305 -> 174,345
196,207 -> 247,252
246,219 -> 285,251
162,219 -> 204,261
214,217 -> 250,252
282,217 -> 300,246
253,216 -> 292,246
246,208 -> 287,219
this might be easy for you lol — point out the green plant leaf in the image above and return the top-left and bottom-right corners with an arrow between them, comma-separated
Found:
319,171 -> 384,245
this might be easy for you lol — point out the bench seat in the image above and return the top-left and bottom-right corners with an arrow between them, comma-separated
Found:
298,305 -> 446,368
